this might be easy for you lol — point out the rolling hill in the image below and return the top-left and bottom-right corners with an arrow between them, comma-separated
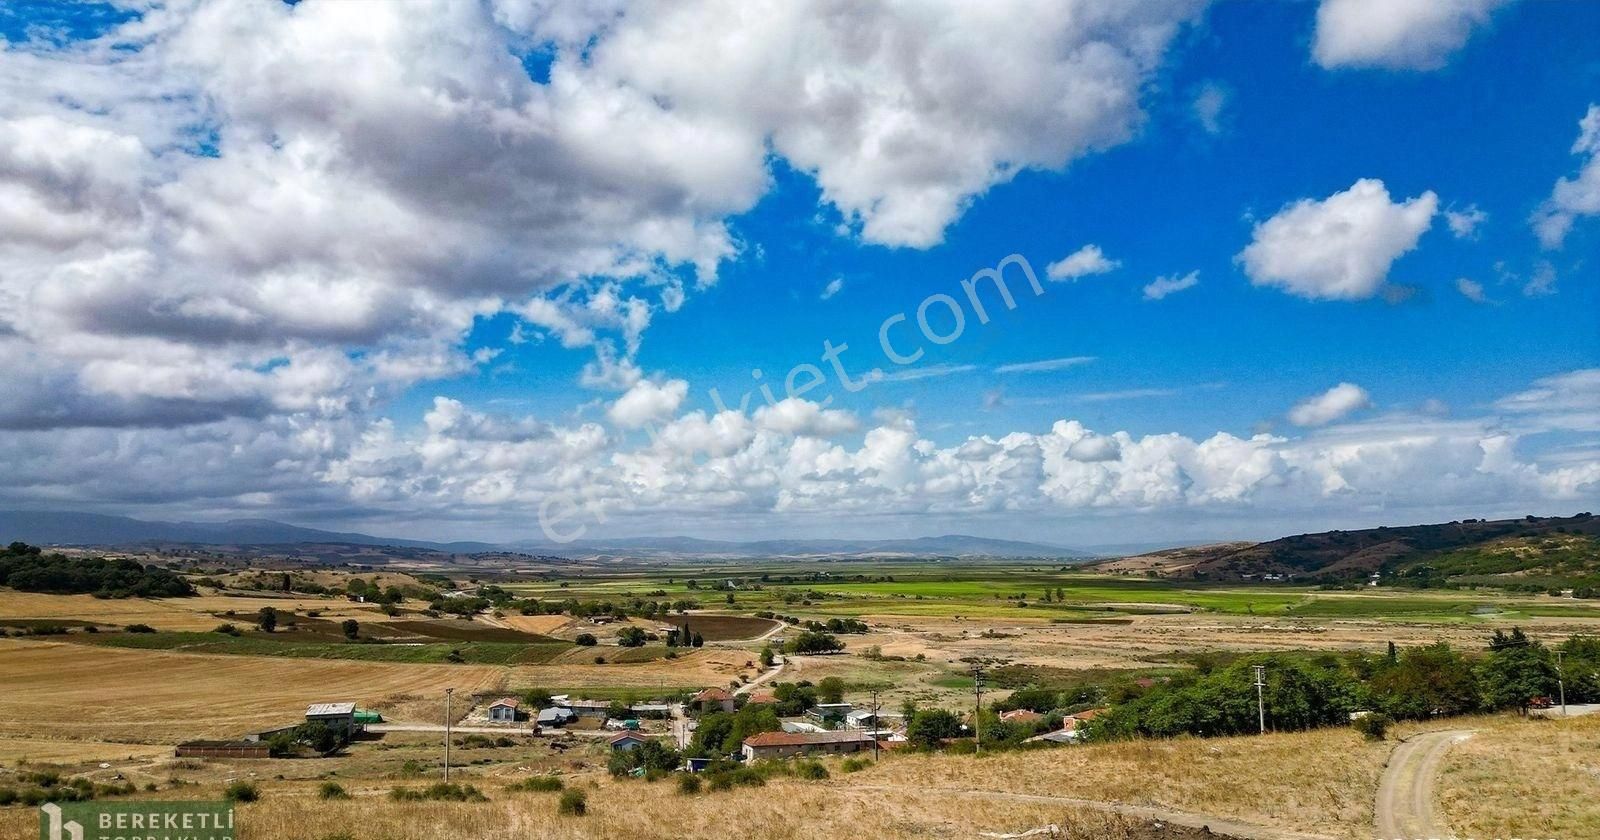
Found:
1100,513 -> 1600,585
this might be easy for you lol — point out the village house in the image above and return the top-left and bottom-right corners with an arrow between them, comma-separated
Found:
691,687 -> 736,713
807,702 -> 853,726
741,730 -> 876,761
486,697 -> 522,722
304,702 -> 357,736
998,709 -> 1044,725
608,731 -> 652,752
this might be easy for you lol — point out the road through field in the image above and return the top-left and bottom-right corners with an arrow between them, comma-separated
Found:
851,785 -> 1336,840
1373,729 -> 1473,840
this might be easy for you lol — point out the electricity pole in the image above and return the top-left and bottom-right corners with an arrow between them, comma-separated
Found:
870,689 -> 881,761
972,666 -> 986,755
1253,665 -> 1266,735
443,688 -> 454,783
1557,651 -> 1567,717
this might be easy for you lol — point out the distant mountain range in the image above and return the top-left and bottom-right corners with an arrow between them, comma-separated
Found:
0,510 -> 1091,560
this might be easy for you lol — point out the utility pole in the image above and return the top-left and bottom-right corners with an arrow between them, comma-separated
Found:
972,666 -> 986,755
1557,651 -> 1567,717
443,688 -> 454,783
1253,665 -> 1266,735
870,689 -> 881,761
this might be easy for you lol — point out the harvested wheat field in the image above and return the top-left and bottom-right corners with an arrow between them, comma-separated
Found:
1437,711 -> 1600,839
493,614 -> 572,635
510,647 -> 760,692
0,736 -> 169,764
0,639 -> 504,742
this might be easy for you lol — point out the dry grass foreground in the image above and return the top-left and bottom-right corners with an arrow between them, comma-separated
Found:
0,639 -> 504,742
0,778 -> 1229,840
1436,711 -> 1600,839
0,727 -> 1387,839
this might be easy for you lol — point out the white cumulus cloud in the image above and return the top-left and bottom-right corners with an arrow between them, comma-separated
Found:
1238,179 -> 1437,301
1046,244 -> 1121,281
1532,104 -> 1600,249
1289,382 -> 1373,427
1143,270 -> 1200,301
1312,0 -> 1512,70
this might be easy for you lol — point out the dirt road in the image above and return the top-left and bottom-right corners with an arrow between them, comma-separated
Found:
1373,729 -> 1473,840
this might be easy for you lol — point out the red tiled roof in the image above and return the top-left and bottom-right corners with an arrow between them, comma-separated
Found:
742,730 -> 876,748
1069,708 -> 1105,721
488,697 -> 520,709
693,687 -> 734,701
745,690 -> 778,703
608,731 -> 649,744
999,709 -> 1044,723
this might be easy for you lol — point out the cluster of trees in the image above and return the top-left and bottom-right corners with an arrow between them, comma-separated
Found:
0,543 -> 193,598
802,618 -> 868,634
1085,629 -> 1598,741
266,721 -> 346,757
664,627 -> 704,648
782,630 -> 844,654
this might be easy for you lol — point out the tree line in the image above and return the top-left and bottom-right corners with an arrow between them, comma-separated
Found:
0,542 -> 193,598
1085,629 -> 1595,740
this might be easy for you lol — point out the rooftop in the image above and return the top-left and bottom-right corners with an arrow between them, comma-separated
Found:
693,687 -> 734,701
305,702 -> 356,717
743,730 -> 876,748
488,697 -> 520,709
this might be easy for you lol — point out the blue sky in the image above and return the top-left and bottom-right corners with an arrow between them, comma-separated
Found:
0,0 -> 1595,546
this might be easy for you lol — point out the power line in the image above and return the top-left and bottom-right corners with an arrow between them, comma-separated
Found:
972,666 -> 986,755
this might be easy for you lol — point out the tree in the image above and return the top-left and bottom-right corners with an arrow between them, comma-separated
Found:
783,630 -> 843,655
906,709 -> 963,749
257,607 -> 277,633
758,646 -> 774,668
1479,629 -> 1558,715
617,626 -> 647,647
692,631 -> 704,648
341,619 -> 360,640
818,676 -> 845,705
574,633 -> 597,646
1369,642 -> 1479,719
523,688 -> 552,709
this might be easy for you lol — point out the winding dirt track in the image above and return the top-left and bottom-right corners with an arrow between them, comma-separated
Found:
1373,729 -> 1474,840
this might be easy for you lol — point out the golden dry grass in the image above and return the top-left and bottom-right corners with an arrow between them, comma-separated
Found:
862,727 -> 1389,838
513,647 -> 759,691
0,737 -> 169,764
0,639 -> 504,742
0,773 -> 1238,840
1437,711 -> 1600,838
494,614 -> 572,635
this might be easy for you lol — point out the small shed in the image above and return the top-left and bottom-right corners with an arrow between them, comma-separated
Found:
487,697 -> 522,722
537,707 -> 576,727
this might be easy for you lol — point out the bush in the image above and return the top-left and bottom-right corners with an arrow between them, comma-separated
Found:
676,774 -> 701,795
389,782 -> 488,802
1353,712 -> 1393,741
557,789 -> 587,816
124,624 -> 156,633
793,760 -> 829,780
214,623 -> 240,636
840,757 -> 870,773
317,781 -> 350,800
509,775 -> 564,792
223,781 -> 259,803
574,633 -> 597,646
